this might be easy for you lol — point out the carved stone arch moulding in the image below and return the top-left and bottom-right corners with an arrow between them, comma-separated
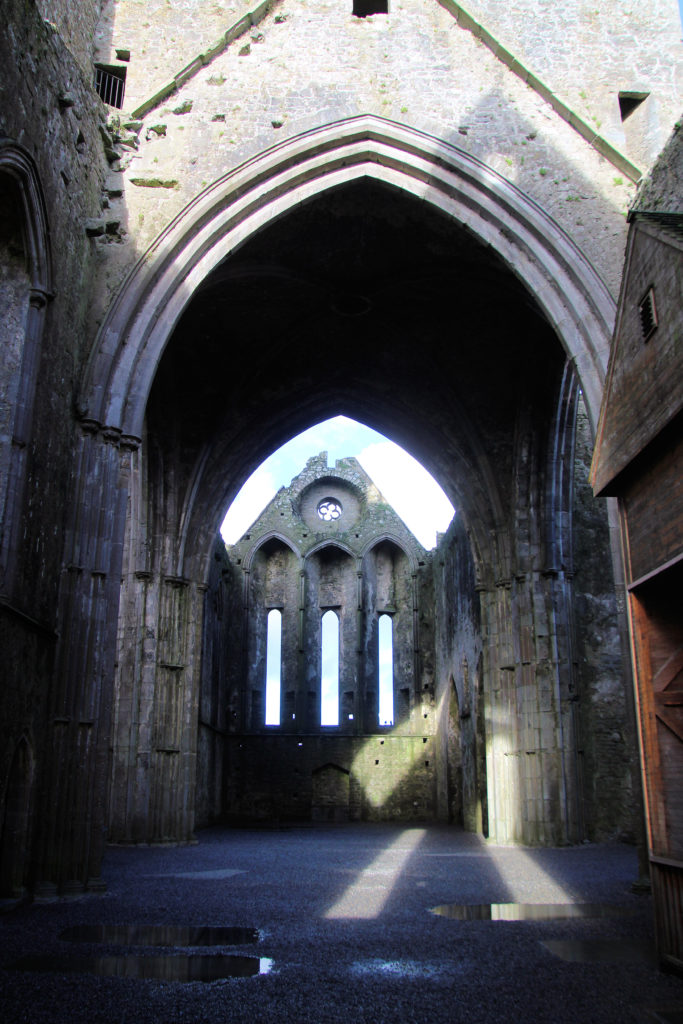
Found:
306,540 -> 358,563
81,115 -> 615,442
0,140 -> 52,293
243,533 -> 302,573
0,141 -> 53,592
360,534 -> 419,574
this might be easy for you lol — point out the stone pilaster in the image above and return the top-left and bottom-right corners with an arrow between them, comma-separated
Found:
33,422 -> 135,894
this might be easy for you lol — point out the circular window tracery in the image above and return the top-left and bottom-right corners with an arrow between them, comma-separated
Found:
317,498 -> 343,522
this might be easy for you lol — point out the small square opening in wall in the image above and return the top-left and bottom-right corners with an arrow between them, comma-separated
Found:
353,1 -> 388,17
639,286 -> 658,342
618,91 -> 649,121
95,64 -> 126,109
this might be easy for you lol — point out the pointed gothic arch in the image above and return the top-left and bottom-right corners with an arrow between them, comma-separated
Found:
80,115 -> 615,443
0,141 -> 52,595
62,115 -> 624,868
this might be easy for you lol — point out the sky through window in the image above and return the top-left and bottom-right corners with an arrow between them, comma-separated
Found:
221,416 -> 455,549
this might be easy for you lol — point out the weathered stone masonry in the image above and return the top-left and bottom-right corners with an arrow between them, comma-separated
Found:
0,2 -> 681,976
217,454 -> 436,823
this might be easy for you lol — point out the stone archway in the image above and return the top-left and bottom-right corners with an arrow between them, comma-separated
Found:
47,116 -> 624,887
80,115 -> 614,440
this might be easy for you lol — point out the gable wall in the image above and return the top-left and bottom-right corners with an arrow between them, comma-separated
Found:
87,0 -> 683,333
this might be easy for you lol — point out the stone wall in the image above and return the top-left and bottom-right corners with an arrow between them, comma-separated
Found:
0,0 -> 110,894
219,455 -> 439,822
195,540 -> 232,828
572,399 -> 635,841
1,0 -> 675,895
433,516 -> 486,833
634,121 -> 683,215
430,375 -> 634,844
94,0 -> 248,107
36,0 -> 101,75
225,733 -> 438,822
450,0 -> 683,167
85,0 -> 683,332
0,2 -> 107,617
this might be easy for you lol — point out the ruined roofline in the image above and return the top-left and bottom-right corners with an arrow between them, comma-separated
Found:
226,450 -> 429,556
124,0 -> 641,183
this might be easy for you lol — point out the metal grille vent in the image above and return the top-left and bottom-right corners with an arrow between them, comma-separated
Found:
95,65 -> 126,109
639,287 -> 658,342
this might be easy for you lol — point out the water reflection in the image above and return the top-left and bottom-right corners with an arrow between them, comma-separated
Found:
59,925 -> 259,946
429,902 -> 636,921
10,954 -> 273,981
542,939 -> 658,964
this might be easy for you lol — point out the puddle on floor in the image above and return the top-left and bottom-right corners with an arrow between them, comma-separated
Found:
59,925 -> 259,946
633,1011 -> 683,1024
429,902 -> 636,921
541,939 -> 658,965
10,954 -> 273,981
146,869 -> 245,880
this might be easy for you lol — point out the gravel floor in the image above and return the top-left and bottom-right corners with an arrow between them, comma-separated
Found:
1,824 -> 681,1024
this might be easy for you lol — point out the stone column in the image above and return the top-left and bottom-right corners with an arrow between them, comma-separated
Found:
109,567 -> 206,844
33,422 -> 134,895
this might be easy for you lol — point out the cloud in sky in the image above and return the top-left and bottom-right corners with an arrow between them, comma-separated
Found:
220,416 -> 455,549
220,464 -> 278,545
356,440 -> 455,548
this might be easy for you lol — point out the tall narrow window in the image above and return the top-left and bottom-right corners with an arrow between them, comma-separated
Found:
321,610 -> 339,726
378,614 -> 394,726
265,609 -> 282,725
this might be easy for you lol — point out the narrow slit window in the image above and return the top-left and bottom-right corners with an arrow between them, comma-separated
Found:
378,613 -> 394,726
321,610 -> 339,726
265,609 -> 282,725
618,91 -> 649,122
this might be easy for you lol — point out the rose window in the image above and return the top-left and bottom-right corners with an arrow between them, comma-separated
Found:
317,498 -> 342,521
